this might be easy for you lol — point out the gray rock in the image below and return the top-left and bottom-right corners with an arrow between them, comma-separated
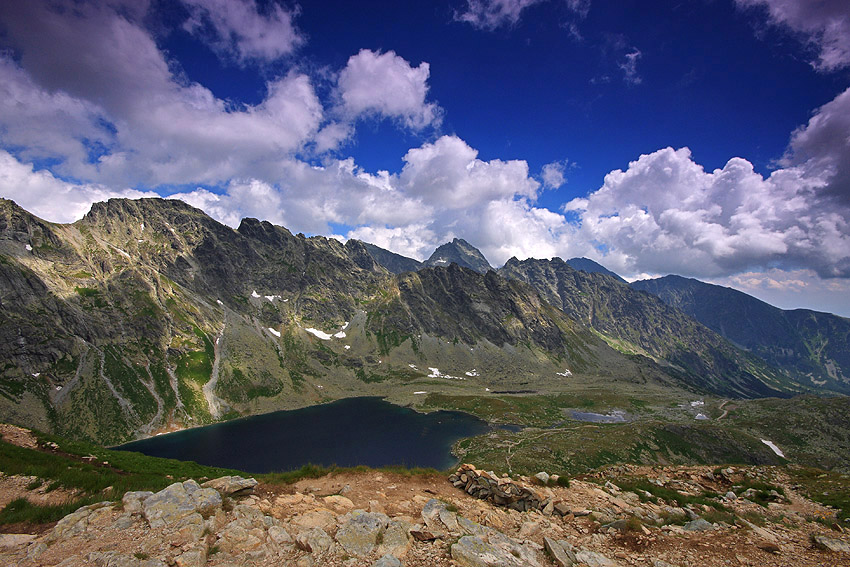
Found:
372,554 -> 402,567
142,483 -> 198,529
114,514 -> 135,530
575,549 -> 619,567
88,551 -> 168,567
296,527 -> 334,555
534,472 -> 550,485
0,533 -> 36,548
683,518 -> 715,532
47,501 -> 112,542
725,491 -> 737,500
812,535 -> 850,552
439,507 -> 460,532
201,476 -> 258,496
544,536 -> 576,567
268,525 -> 293,545
379,519 -> 411,557
189,487 -> 222,517
335,509 -> 390,557
421,498 -> 447,530
451,535 -> 525,567
122,491 -> 153,515
27,542 -> 48,560
175,548 -> 206,567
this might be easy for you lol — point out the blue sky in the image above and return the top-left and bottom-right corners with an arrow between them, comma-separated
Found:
0,0 -> 849,316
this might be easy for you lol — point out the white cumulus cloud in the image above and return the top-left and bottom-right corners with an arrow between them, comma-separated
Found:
0,151 -> 157,223
337,49 -> 442,130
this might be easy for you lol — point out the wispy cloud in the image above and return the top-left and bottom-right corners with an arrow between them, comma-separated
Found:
737,0 -> 850,71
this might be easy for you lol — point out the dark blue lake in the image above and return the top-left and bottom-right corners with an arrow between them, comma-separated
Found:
115,397 -> 489,473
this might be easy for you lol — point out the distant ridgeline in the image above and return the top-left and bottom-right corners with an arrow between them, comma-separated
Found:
0,197 -> 843,445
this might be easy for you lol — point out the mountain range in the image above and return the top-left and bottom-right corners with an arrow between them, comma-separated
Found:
0,197 -> 847,445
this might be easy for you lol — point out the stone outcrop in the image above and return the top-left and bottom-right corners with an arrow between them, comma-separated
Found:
450,464 -> 563,514
1,465 -> 849,567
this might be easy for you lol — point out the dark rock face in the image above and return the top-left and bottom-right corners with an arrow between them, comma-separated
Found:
632,275 -> 850,394
564,257 -> 626,283
498,257 -> 802,398
425,238 -> 492,273
359,242 -> 423,274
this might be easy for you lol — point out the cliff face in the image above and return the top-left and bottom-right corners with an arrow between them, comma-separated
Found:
632,275 -> 850,394
498,257 -> 802,398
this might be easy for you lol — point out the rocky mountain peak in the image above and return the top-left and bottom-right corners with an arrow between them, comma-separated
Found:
425,238 -> 492,273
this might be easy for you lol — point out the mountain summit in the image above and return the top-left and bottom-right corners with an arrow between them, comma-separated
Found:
424,238 -> 492,273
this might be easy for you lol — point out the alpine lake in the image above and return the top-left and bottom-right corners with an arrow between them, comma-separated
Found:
115,397 -> 491,473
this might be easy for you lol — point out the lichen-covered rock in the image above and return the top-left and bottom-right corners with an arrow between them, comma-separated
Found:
122,491 -> 153,515
175,548 -> 207,567
544,537 -> 577,567
295,527 -> 334,555
378,519 -> 412,558
142,483 -> 199,529
372,554 -> 402,567
201,476 -> 258,497
812,535 -> 850,553
88,550 -> 167,567
575,549 -> 620,567
47,502 -> 113,543
451,535 -> 525,567
335,509 -> 390,557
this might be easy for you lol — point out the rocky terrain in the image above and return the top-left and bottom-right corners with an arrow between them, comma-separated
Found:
1,197 -> 823,446
1,457 -> 848,567
632,275 -> 850,394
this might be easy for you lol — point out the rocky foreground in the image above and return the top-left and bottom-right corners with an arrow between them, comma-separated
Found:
1,464 -> 849,567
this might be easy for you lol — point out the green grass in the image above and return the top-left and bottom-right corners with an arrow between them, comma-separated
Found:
788,467 -> 850,522
0,497 -> 103,525
261,463 -> 443,485
0,432 -> 246,526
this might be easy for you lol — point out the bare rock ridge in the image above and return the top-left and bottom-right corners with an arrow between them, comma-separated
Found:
631,275 -> 850,394
0,196 -> 831,446
424,238 -> 493,273
1,463 -> 848,567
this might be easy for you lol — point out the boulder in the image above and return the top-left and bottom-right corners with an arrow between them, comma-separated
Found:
372,554 -> 402,567
544,536 -> 577,567
335,509 -> 390,557
122,491 -> 154,515
295,527 -> 334,555
143,482 -> 200,529
812,535 -> 850,553
175,547 -> 206,567
534,472 -> 550,485
683,518 -> 715,532
451,535 -> 525,567
201,476 -> 258,497
575,549 -> 620,567
378,519 -> 412,557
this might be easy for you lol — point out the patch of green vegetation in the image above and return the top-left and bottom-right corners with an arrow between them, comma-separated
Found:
788,467 -> 850,522
355,368 -> 388,383
0,434 -> 242,525
615,478 -> 726,511
103,347 -> 157,421
0,497 -> 101,525
262,463 -> 443,485
71,270 -> 94,278
74,286 -> 107,308
175,350 -> 212,386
